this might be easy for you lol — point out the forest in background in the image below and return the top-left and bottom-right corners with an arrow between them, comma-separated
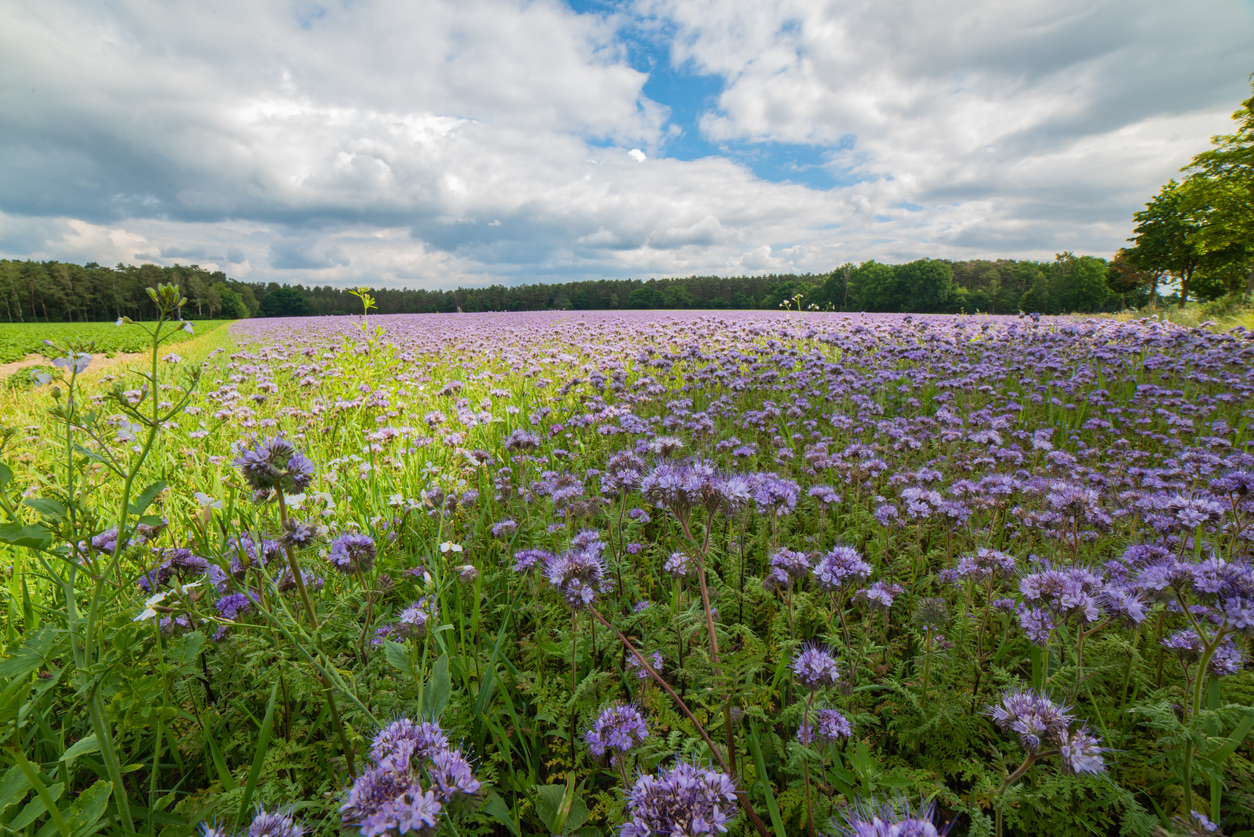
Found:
0,251 -> 1223,322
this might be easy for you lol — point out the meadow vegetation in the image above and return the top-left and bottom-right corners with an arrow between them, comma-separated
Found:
0,289 -> 1252,837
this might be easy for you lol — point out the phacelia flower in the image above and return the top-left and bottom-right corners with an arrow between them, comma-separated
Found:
792,644 -> 841,691
329,533 -> 377,575
620,761 -> 737,837
234,435 -> 315,497
586,703 -> 650,762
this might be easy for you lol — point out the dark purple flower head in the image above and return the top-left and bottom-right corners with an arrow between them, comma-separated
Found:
586,703 -> 650,761
329,533 -> 377,575
215,592 -> 255,621
512,548 -> 553,573
620,761 -> 737,837
281,519 -> 322,550
797,708 -> 853,746
234,435 -> 315,497
1016,605 -> 1055,646
792,643 -> 841,690
544,533 -> 607,609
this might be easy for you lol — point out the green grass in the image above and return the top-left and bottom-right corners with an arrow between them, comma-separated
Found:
0,320 -> 233,363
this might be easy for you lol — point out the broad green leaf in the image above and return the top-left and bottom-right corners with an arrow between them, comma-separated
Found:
129,481 -> 167,516
0,628 -> 54,680
0,764 -> 31,814
24,498 -> 66,521
8,782 -> 63,830
0,522 -> 53,550
59,735 -> 100,766
238,685 -> 279,826
383,640 -> 416,682
482,791 -> 520,837
424,653 -> 451,719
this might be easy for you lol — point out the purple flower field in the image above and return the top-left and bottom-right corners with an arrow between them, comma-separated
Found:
5,306 -> 1254,837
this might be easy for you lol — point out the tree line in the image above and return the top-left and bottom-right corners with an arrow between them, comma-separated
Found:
1,254 -> 1153,323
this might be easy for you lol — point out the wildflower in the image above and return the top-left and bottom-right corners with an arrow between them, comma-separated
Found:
832,798 -> 947,837
792,644 -> 841,690
854,581 -> 902,610
664,552 -> 694,578
812,545 -> 872,591
234,435 -> 315,496
328,533 -> 377,575
512,548 -> 553,573
281,518 -> 323,550
797,708 -> 852,746
768,548 -> 811,588
987,688 -> 1073,753
1057,726 -> 1108,775
913,597 -> 949,632
586,703 -> 650,762
456,564 -> 478,583
620,761 -> 737,837
398,597 -> 438,639
543,533 -> 607,609
627,651 -> 664,681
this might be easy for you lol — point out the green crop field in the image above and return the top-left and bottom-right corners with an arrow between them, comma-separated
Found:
0,319 -> 231,363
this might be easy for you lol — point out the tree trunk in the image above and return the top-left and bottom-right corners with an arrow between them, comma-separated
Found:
1246,262 -> 1253,301
1179,266 -> 1192,309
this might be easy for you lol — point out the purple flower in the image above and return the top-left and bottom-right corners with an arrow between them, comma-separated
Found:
832,798 -> 946,837
1058,726 -> 1108,775
854,581 -> 902,610
792,644 -> 841,690
329,533 -> 377,575
952,548 -> 1016,583
620,761 -> 737,837
512,548 -> 553,573
811,546 -> 872,591
627,651 -> 664,681
246,809 -> 304,837
797,708 -> 853,746
215,592 -> 255,621
543,534 -> 607,609
370,717 -> 449,764
234,435 -> 315,496
586,703 -> 650,761
987,688 -> 1073,753
397,597 -> 438,639
664,552 -> 695,578
1016,605 -> 1055,647
427,748 -> 482,804
490,519 -> 518,538
768,548 -> 812,588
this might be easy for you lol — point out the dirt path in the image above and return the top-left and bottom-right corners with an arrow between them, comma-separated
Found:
0,351 -> 149,378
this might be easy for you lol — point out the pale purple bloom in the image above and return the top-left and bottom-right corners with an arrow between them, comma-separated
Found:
855,581 -> 902,610
620,761 -> 737,837
812,546 -> 872,591
797,708 -> 852,746
792,644 -> 841,690
234,435 -> 315,496
329,533 -> 377,575
586,703 -> 650,761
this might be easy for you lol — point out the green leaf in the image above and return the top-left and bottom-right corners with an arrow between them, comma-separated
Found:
1208,705 -> 1254,763
61,779 -> 111,837
0,628 -> 54,680
534,780 -> 586,835
423,653 -> 451,720
483,791 -> 520,837
382,640 -> 416,682
59,735 -> 100,767
9,782 -> 63,830
0,522 -> 53,550
129,481 -> 167,516
238,685 -> 279,826
747,719 -> 788,837
0,764 -> 32,814
24,498 -> 66,521
0,462 -> 12,488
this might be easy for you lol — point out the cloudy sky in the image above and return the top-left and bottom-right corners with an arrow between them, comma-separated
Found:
2,0 -> 1252,288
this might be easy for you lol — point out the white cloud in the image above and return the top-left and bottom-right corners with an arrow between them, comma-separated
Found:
0,0 -> 1251,285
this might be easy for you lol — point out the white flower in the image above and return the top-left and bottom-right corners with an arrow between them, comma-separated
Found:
194,491 -> 224,510
134,591 -> 170,622
284,493 -> 306,509
439,541 -> 463,554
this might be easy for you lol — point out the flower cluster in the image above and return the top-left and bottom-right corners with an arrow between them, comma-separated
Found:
543,530 -> 609,609
792,644 -> 841,690
234,435 -> 315,497
987,688 -> 1107,774
341,717 -> 481,837
586,702 -> 649,763
797,708 -> 853,746
620,761 -> 738,837
201,807 -> 303,837
329,533 -> 377,575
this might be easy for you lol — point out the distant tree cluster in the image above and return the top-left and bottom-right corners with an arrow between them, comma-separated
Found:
1,255 -> 1146,324
1121,76 -> 1254,306
0,261 -> 253,323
